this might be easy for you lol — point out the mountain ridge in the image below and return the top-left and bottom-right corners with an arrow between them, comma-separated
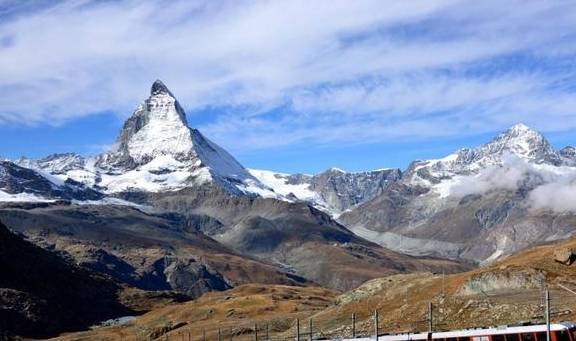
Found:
3,81 -> 576,269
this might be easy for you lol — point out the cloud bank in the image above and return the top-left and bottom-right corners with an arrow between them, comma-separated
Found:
0,0 -> 575,151
446,155 -> 576,213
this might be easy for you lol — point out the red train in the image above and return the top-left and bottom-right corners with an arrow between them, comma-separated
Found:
346,322 -> 576,341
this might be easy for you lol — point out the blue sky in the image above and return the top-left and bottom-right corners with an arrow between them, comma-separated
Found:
1,0 -> 576,173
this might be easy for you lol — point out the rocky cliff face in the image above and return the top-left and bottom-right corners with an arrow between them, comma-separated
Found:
310,168 -> 402,213
249,167 -> 401,215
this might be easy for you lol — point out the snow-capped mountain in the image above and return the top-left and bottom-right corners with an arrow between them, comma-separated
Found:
404,123 -> 562,186
340,123 -> 576,264
9,80 -> 274,199
92,80 -> 271,195
4,79 -> 576,270
250,167 -> 401,215
0,160 -> 102,202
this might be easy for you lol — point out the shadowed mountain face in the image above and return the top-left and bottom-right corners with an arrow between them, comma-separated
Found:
0,220 -> 130,338
0,202 -> 309,298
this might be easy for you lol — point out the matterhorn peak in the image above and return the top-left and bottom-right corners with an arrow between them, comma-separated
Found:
150,79 -> 174,96
93,80 -> 271,196
96,80 -> 194,170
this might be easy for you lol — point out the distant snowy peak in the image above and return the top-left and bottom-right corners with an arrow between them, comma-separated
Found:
0,161 -> 102,201
559,146 -> 576,166
18,153 -> 86,174
478,123 -> 558,164
405,123 -> 565,186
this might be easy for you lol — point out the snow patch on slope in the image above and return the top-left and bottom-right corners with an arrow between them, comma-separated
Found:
0,190 -> 55,202
248,169 -> 318,201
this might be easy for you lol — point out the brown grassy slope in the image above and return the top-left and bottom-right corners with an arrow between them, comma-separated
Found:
48,235 -> 576,341
307,235 -> 576,337
48,284 -> 337,341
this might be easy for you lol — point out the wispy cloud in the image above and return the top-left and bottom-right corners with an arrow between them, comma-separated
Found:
0,0 -> 575,151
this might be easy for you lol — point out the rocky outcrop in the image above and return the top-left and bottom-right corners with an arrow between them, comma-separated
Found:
457,268 -> 546,295
553,248 -> 576,265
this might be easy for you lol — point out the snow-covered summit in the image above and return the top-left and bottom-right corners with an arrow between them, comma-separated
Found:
97,80 -> 195,169
477,123 -> 558,164
406,123 -> 563,185
6,81 -> 274,198
92,80 -> 273,194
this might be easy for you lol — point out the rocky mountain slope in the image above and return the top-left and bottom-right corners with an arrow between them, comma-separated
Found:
0,220 -> 130,339
51,233 -> 576,341
50,284 -> 338,341
142,187 -> 468,290
249,167 -> 401,215
340,124 -> 576,263
0,201 -> 308,298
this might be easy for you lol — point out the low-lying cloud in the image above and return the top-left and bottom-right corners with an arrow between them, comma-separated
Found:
528,175 -> 576,212
447,155 -> 576,213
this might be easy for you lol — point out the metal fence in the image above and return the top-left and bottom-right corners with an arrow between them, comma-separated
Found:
5,284 -> 576,341
116,286 -> 576,341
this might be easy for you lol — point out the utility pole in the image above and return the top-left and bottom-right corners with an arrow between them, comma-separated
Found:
428,302 -> 433,334
255,324 -> 258,341
218,329 -> 222,341
266,323 -> 270,341
442,271 -> 446,298
352,313 -> 356,339
309,319 -> 313,341
546,289 -> 551,341
297,319 -> 300,341
374,310 -> 379,341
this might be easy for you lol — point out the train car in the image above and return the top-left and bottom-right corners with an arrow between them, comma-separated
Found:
342,322 -> 576,341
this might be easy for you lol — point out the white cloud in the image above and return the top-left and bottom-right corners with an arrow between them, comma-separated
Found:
529,177 -> 576,212
439,154 -> 576,213
0,0 -> 575,151
448,155 -> 540,197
